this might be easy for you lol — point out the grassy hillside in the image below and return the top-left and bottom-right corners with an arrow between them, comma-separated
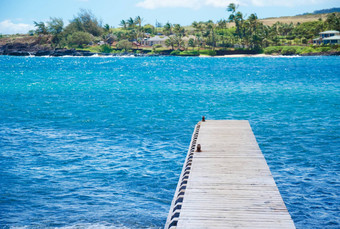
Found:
183,13 -> 334,29
259,13 -> 330,26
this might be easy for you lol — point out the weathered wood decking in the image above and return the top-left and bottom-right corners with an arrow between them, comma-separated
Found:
165,120 -> 295,229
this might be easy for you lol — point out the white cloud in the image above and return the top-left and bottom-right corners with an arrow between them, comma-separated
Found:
205,0 -> 240,8
135,0 -> 238,9
0,20 -> 34,35
136,0 -> 201,10
250,0 -> 318,7
136,0 -> 324,9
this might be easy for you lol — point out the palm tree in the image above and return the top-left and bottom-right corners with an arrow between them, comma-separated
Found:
165,36 -> 176,50
174,35 -> 184,50
195,33 -> 203,50
227,3 -> 245,45
192,21 -> 199,32
163,22 -> 172,35
227,3 -> 237,24
127,17 -> 136,29
227,3 -> 237,14
197,22 -> 206,48
248,14 -> 257,32
135,16 -> 143,29
192,21 -> 200,37
120,20 -> 127,29
188,38 -> 196,50
247,14 -> 258,47
103,24 -> 110,33
206,20 -> 217,50
155,21 -> 162,34
234,12 -> 244,41
134,16 -> 144,46
192,21 -> 205,49
217,19 -> 227,49
173,24 -> 185,37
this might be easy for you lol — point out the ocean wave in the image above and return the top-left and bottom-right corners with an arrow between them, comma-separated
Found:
10,223 -> 132,229
1,55 -> 339,229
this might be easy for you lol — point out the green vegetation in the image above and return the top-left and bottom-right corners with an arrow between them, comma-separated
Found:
47,17 -> 64,48
170,50 -> 180,55
77,46 -> 103,53
281,46 -> 300,55
199,50 -> 217,56
99,44 -> 113,53
65,9 -> 103,37
1,6 -> 340,56
116,39 -> 132,52
264,45 -> 338,55
170,50 -> 199,56
263,46 -> 283,54
67,31 -> 93,48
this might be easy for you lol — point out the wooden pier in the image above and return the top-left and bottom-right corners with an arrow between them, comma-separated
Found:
165,120 -> 295,229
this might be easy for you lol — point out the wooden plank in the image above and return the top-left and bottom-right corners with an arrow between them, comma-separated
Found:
165,120 -> 295,229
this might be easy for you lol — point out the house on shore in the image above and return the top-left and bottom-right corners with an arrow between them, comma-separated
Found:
182,35 -> 197,43
142,35 -> 169,47
313,30 -> 340,45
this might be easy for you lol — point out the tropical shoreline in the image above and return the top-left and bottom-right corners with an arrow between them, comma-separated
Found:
1,46 -> 339,57
200,54 -> 270,57
1,7 -> 339,58
1,53 -> 339,57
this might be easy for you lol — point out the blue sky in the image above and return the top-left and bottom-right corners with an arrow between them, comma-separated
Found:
0,0 -> 339,34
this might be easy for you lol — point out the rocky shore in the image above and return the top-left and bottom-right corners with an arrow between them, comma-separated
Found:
1,42 -> 339,57
0,43 -> 153,57
299,51 -> 340,56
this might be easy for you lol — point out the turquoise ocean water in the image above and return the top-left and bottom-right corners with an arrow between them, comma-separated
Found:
0,56 -> 339,228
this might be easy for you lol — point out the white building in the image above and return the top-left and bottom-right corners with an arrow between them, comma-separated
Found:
322,35 -> 340,44
313,30 -> 340,45
143,35 -> 169,47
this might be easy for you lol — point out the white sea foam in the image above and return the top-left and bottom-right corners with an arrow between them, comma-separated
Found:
119,55 -> 135,58
270,55 -> 302,58
57,223 -> 130,229
25,54 -> 137,58
11,224 -> 132,229
61,55 -> 78,58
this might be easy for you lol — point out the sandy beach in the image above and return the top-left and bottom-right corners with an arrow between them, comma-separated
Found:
200,54 -> 270,58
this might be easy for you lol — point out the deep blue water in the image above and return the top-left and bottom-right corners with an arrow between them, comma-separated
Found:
0,56 -> 339,229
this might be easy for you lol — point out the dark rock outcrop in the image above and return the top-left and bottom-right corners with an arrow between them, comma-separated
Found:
6,50 -> 31,56
35,50 -> 53,56
0,42 -> 52,56
216,49 -> 261,55
76,50 -> 95,56
300,51 -> 340,56
51,48 -> 77,56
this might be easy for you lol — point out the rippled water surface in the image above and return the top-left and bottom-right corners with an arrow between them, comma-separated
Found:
0,56 -> 339,228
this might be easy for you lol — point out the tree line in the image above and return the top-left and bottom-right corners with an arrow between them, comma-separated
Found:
30,5 -> 340,51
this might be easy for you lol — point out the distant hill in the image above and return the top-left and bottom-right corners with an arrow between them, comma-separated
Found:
259,8 -> 340,26
259,13 -> 334,26
300,7 -> 340,15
